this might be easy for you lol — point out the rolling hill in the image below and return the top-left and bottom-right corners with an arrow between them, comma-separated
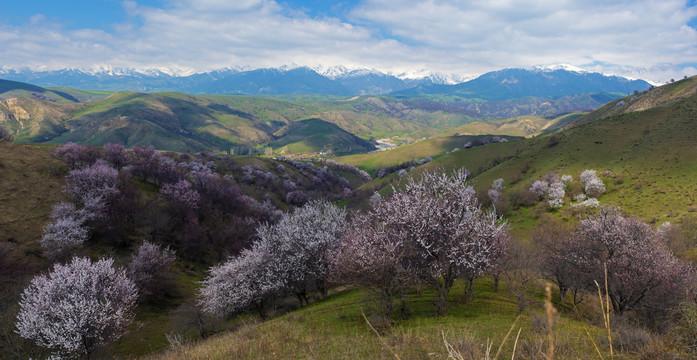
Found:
0,80 -> 485,154
0,79 -> 81,103
269,118 -> 376,155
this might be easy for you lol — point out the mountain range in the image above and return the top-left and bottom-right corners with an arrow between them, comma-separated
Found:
0,65 -> 650,98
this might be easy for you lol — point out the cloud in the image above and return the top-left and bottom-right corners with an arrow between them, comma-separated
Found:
0,0 -> 695,82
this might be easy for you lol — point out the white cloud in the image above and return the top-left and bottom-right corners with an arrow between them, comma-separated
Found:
0,0 -> 695,82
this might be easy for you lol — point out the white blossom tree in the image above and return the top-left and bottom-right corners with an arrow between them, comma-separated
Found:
578,169 -> 606,197
579,169 -> 598,184
198,239 -> 282,319
529,180 -> 549,199
488,178 -> 505,205
39,202 -> 89,260
547,182 -> 565,209
256,200 -> 347,304
15,257 -> 137,359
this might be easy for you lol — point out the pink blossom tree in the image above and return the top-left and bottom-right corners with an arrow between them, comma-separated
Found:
128,240 -> 176,299
331,210 -> 416,320
54,142 -> 101,169
378,169 -> 508,314
159,179 -> 200,215
573,207 -> 691,315
532,220 -> 583,303
15,257 -> 137,359
103,143 -> 128,168
64,160 -> 120,220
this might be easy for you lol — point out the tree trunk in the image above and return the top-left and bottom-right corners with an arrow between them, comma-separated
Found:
462,277 -> 475,302
559,286 -> 567,304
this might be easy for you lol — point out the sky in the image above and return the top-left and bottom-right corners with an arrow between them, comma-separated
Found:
1,0 -> 696,83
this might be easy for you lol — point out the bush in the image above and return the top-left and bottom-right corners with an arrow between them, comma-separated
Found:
0,125 -> 13,142
509,188 -> 538,208
673,302 -> 697,356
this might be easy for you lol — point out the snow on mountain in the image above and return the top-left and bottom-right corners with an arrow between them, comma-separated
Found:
390,69 -> 477,84
533,64 -> 589,73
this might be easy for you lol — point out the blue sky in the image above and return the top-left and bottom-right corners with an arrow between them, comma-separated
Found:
1,0 -> 696,82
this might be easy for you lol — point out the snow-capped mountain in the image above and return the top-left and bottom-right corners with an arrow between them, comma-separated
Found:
0,64 -> 651,97
392,67 -> 652,100
532,64 -> 589,74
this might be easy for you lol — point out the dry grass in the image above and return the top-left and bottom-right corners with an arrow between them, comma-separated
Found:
0,142 -> 66,258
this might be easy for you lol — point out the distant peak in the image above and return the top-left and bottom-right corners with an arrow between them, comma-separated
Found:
532,64 -> 589,73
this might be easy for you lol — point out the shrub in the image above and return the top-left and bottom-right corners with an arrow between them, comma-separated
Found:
673,302 -> 697,356
16,257 -> 137,358
0,125 -> 13,142
509,188 -> 538,208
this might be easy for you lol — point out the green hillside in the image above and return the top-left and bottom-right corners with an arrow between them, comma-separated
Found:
269,118 -> 376,155
390,80 -> 697,226
0,81 -> 485,154
0,79 -> 80,103
448,112 -> 585,138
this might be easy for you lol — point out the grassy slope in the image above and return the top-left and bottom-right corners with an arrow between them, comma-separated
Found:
269,118 -> 376,155
447,112 -> 585,138
152,278 -> 614,360
0,143 -> 67,253
409,86 -> 697,229
0,79 -> 80,103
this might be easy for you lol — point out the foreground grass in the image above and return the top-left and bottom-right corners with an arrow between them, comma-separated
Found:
150,278 -> 624,360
